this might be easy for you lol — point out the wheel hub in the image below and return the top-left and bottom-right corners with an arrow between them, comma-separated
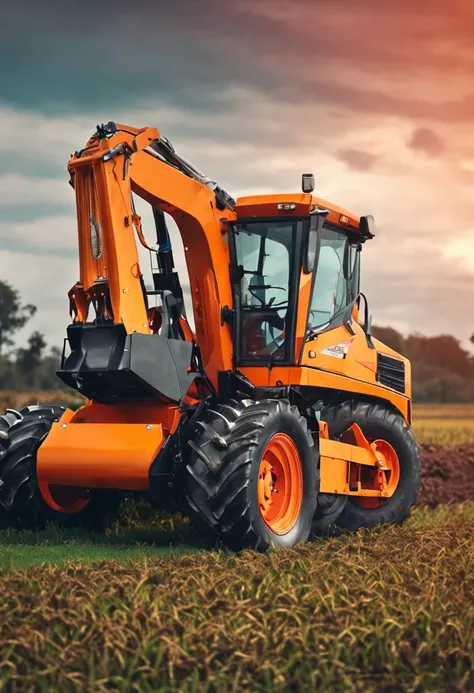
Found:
258,462 -> 274,514
354,438 -> 400,508
257,433 -> 303,535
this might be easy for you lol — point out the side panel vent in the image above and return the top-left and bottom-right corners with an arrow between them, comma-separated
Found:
377,353 -> 405,393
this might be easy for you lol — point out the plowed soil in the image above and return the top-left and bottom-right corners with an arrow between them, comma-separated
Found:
419,443 -> 474,506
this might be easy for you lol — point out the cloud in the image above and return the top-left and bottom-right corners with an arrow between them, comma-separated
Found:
0,174 -> 72,208
0,215 -> 77,255
1,0 -> 473,125
363,234 -> 474,341
0,106 -> 94,165
336,149 -> 378,172
408,128 -> 446,157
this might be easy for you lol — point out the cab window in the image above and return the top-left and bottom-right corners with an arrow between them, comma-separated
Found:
233,221 -> 295,361
308,225 -> 360,332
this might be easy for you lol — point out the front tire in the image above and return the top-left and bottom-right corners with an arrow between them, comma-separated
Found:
321,399 -> 421,532
184,399 -> 318,551
0,405 -> 121,531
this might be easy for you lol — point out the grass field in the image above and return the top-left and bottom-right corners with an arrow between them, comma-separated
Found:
0,526 -> 199,570
0,504 -> 201,570
1,503 -> 473,692
413,403 -> 474,444
1,395 -> 473,691
0,389 -> 85,413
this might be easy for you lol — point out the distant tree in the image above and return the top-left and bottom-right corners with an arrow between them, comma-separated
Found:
15,331 -> 47,389
372,325 -> 405,354
0,280 -> 37,355
36,345 -> 63,390
0,354 -> 15,389
405,333 -> 471,378
411,363 -> 468,402
418,372 -> 468,403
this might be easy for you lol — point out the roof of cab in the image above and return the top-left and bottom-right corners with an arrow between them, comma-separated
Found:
235,193 -> 360,232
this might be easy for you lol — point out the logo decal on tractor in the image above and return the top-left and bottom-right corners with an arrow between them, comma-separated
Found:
320,339 -> 353,359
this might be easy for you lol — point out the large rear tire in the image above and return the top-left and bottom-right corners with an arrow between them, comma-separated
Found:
0,409 -> 20,528
0,405 -> 121,531
321,399 -> 420,532
184,399 -> 318,551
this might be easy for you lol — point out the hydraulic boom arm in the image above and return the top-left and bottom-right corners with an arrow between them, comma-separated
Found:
67,122 -> 236,388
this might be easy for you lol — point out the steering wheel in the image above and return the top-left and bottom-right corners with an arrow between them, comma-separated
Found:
248,285 -> 286,306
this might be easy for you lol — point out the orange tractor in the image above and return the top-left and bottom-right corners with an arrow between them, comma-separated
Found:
0,123 -> 420,550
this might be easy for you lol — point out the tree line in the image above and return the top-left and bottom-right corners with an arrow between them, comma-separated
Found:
0,281 -> 63,391
372,326 -> 474,402
1,280 -> 473,402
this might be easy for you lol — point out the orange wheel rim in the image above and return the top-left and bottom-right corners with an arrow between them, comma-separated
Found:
257,433 -> 303,535
354,438 -> 400,509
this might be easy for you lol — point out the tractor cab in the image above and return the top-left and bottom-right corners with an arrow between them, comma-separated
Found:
230,178 -> 376,367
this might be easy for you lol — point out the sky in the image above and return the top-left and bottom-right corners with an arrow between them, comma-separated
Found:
1,0 -> 474,351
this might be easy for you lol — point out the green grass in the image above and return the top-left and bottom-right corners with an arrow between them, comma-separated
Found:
1,504 -> 473,692
0,519 -> 203,570
0,530 -> 199,570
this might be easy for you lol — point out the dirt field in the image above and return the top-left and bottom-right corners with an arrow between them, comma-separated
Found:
413,404 -> 474,506
418,443 -> 474,506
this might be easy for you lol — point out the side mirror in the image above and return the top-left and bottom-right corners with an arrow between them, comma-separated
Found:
304,209 -> 328,273
359,215 -> 376,240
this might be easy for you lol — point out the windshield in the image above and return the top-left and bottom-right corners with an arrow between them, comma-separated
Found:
308,224 -> 360,332
233,220 -> 295,361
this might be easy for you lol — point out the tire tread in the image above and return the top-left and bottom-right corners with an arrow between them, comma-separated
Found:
184,398 -> 317,551
321,398 -> 421,531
